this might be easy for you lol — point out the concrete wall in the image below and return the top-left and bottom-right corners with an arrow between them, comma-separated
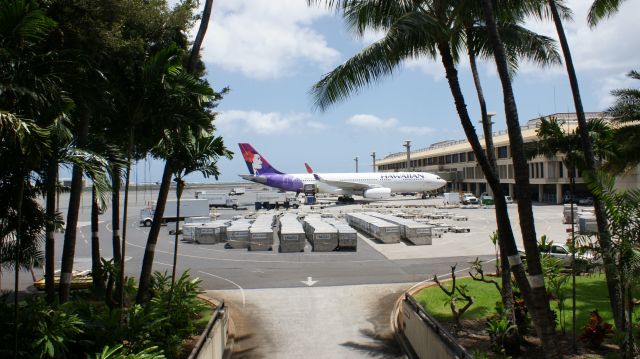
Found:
401,296 -> 471,359
189,303 -> 229,359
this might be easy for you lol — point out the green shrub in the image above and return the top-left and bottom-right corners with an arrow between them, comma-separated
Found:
126,270 -> 206,358
0,297 -> 84,358
93,344 -> 165,358
486,316 -> 518,355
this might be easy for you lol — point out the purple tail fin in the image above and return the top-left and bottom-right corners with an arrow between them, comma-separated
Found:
238,143 -> 283,175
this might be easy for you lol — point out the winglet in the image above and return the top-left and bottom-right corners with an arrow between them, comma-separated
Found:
313,173 -> 321,181
305,162 -> 314,174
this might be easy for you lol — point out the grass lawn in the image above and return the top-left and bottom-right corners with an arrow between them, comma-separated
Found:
413,273 -> 637,331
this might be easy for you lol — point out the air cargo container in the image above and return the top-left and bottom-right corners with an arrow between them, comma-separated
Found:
303,215 -> 338,252
366,212 -> 433,245
277,213 -> 306,252
226,220 -> 252,249
345,213 -> 401,244
249,214 -> 275,251
324,218 -> 357,250
194,220 -> 229,244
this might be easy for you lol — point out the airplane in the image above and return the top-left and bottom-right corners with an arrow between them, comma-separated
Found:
238,143 -> 447,202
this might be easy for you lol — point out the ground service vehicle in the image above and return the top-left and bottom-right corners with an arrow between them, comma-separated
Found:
255,192 -> 299,210
519,243 -> 595,269
140,199 -> 210,227
229,187 -> 246,196
462,193 -> 478,205
195,191 -> 238,209
443,192 -> 460,205
480,193 -> 494,205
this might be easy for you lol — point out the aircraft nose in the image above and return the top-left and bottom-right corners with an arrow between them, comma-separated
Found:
438,178 -> 447,186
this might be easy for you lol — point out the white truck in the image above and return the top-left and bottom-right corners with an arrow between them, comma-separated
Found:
255,192 -> 299,210
194,191 -> 238,209
443,192 -> 461,205
229,187 -> 246,196
140,199 -> 210,227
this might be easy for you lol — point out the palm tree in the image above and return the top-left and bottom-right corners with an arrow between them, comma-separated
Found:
462,3 -> 561,324
529,116 -> 615,349
154,129 -> 231,300
605,70 -> 640,174
308,1 -> 559,354
541,0 -> 625,331
587,171 -> 640,357
136,53 -> 225,304
588,0 -> 629,26
137,0 -> 220,304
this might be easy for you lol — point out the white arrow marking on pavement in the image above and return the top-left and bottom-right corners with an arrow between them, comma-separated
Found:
301,277 -> 318,287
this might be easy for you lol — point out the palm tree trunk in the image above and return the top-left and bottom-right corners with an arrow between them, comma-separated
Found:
111,165 -> 122,266
548,0 -> 624,331
468,44 -> 515,322
438,39 -> 554,353
91,185 -> 105,295
136,160 -> 173,304
14,168 -> 25,355
187,0 -> 214,73
480,1 -> 560,357
45,157 -> 57,303
170,179 -> 183,302
59,114 -> 90,303
118,150 -> 132,309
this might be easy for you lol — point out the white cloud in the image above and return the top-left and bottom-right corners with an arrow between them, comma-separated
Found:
597,70 -> 638,109
346,114 -> 434,136
216,110 -> 327,135
521,0 -> 640,75
346,114 -> 398,130
398,125 -> 435,136
199,0 -> 340,79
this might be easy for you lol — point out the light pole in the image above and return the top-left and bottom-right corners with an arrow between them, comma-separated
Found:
403,140 -> 411,171
371,152 -> 376,172
354,156 -> 359,173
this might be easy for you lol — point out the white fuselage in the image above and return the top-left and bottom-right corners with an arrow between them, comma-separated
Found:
294,172 -> 445,196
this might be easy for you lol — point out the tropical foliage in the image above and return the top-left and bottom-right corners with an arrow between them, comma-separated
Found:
0,0 -> 226,357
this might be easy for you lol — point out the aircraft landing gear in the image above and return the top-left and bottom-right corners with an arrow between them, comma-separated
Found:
337,196 -> 355,203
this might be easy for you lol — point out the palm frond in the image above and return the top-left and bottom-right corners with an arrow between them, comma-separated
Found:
587,0 -> 624,27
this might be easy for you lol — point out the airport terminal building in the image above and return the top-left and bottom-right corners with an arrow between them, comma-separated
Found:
376,112 -> 639,204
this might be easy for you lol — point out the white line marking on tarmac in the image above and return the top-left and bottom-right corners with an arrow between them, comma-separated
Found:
105,223 -> 112,233
198,270 -> 245,307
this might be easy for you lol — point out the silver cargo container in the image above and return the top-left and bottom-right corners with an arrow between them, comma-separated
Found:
324,218 -> 357,250
303,216 -> 338,252
226,220 -> 252,249
278,213 -> 306,252
345,213 -> 401,244
366,212 -> 432,245
249,214 -> 275,251
194,220 -> 229,244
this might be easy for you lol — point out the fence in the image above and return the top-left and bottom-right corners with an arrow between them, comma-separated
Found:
188,301 -> 229,359
400,294 -> 472,359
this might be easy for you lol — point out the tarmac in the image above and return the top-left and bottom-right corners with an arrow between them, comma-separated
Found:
3,184 -> 581,358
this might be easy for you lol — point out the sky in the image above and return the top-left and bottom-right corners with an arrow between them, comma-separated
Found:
130,0 -> 640,184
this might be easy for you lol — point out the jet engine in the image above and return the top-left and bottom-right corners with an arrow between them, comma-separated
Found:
363,188 -> 391,199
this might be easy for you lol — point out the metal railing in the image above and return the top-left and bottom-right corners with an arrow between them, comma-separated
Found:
403,293 -> 473,359
188,300 -> 227,359
381,112 -> 607,160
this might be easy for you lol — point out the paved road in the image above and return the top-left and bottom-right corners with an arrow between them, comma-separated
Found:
206,283 -> 408,359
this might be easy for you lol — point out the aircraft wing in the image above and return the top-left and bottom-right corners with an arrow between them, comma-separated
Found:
313,174 -> 381,190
